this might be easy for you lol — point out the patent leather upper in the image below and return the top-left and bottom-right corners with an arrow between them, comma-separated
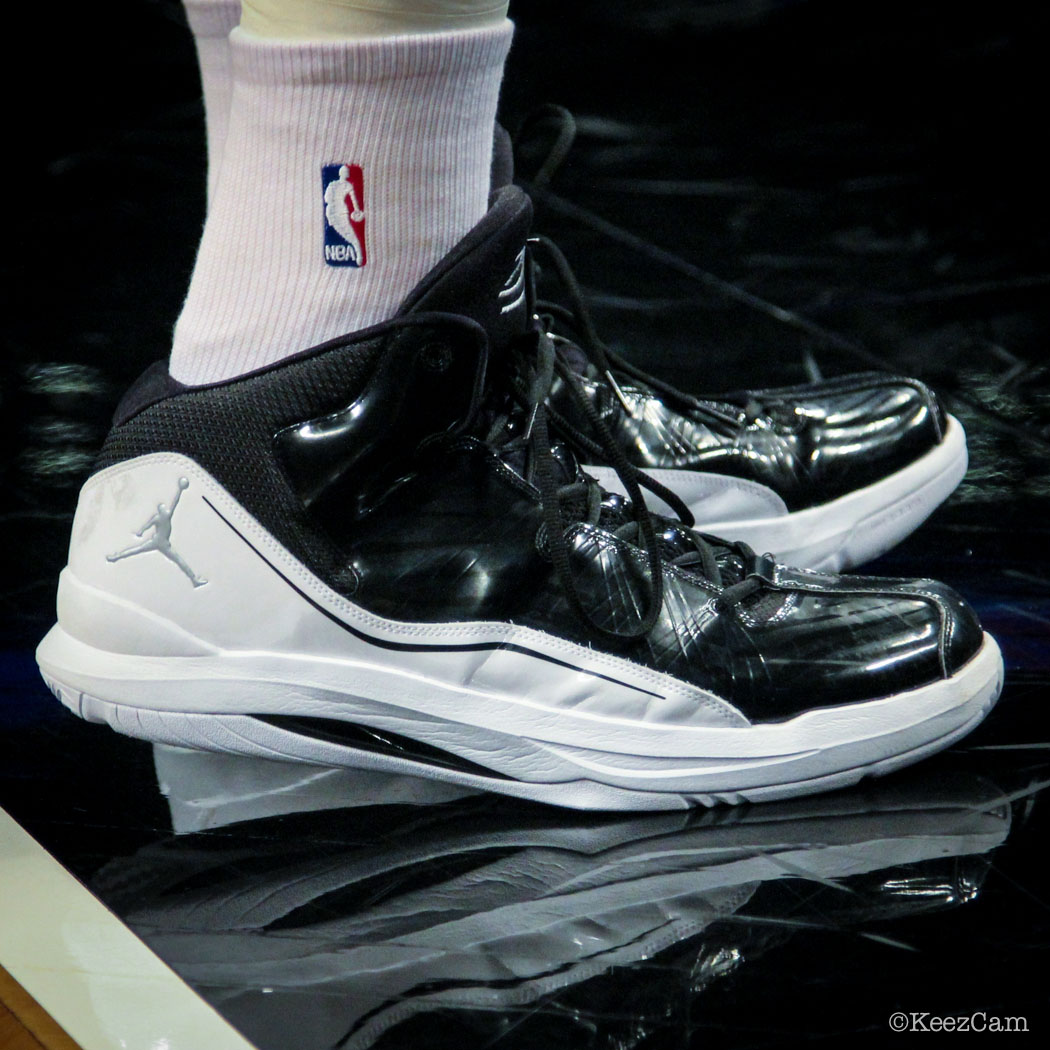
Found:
314,426 -> 980,719
99,185 -> 984,724
513,113 -> 948,515
548,365 -> 947,512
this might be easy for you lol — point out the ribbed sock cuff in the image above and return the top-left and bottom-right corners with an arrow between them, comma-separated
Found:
231,20 -> 513,84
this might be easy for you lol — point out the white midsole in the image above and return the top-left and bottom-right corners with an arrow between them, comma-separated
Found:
38,620 -> 1002,794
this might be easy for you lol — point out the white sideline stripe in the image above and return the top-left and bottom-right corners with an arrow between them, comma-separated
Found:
0,807 -> 257,1050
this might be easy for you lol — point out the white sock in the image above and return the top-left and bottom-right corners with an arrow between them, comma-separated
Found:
182,0 -> 240,204
169,21 -> 513,387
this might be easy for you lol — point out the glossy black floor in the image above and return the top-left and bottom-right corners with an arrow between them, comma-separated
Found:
3,0 -> 1050,1046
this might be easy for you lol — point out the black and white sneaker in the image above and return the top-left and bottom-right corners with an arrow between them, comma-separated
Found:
36,186 -> 1002,811
535,239 -> 967,571
507,113 -> 967,570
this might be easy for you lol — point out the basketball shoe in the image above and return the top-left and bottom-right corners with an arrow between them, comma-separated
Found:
36,185 -> 1001,810
532,237 -> 966,571
504,118 -> 968,570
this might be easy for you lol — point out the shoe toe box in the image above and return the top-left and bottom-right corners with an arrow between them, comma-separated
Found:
719,572 -> 984,722
789,377 -> 947,503
897,577 -> 985,676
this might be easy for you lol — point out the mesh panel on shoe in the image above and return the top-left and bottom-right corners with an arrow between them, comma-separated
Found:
96,338 -> 386,591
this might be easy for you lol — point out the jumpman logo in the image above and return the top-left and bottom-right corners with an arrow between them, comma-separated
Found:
107,477 -> 207,587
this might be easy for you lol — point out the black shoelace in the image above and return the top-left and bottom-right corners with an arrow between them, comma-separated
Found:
515,105 -> 774,430
532,233 -> 769,432
466,312 -> 769,647
389,280 -> 769,646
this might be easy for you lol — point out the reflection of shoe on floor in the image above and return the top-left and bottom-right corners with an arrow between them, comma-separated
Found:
91,771 -> 1011,1050
37,184 -> 1002,811
153,744 -> 479,834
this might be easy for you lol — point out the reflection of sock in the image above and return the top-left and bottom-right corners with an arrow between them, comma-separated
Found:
182,0 -> 240,205
169,22 -> 513,387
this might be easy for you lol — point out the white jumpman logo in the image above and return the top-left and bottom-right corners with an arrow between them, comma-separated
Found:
324,164 -> 365,263
107,477 -> 207,587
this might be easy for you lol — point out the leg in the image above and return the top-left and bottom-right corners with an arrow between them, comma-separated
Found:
171,0 -> 512,385
183,0 -> 241,203
162,549 -> 208,587
106,539 -> 161,562
242,0 -> 507,38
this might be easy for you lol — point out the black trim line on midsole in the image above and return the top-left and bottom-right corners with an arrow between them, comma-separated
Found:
200,495 -> 665,700
254,715 -> 516,780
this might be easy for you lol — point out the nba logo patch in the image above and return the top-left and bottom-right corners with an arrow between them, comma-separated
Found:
322,163 -> 366,267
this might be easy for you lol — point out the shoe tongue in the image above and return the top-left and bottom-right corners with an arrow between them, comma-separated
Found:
396,186 -> 533,354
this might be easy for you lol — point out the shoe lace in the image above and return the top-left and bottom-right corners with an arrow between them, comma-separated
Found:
514,105 -> 771,428
531,233 -> 769,431
462,307 -> 769,647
